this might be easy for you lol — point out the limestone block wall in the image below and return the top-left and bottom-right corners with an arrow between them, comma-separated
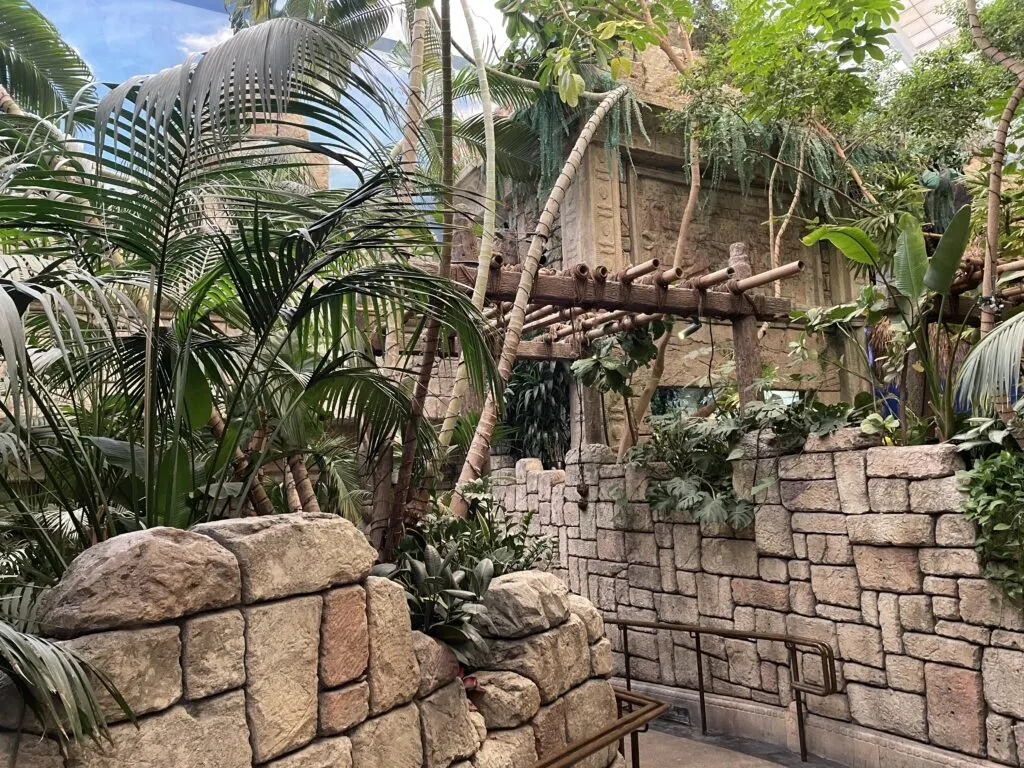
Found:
0,514 -> 619,768
493,434 -> 1024,766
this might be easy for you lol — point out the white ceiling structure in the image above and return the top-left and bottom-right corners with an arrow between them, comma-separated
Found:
891,0 -> 959,60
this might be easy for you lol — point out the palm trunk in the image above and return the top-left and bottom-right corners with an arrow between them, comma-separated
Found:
284,464 -> 302,514
0,86 -> 24,116
437,0 -> 499,452
453,86 -> 630,513
209,407 -> 274,516
967,0 -> 1024,335
387,0 -> 455,553
288,454 -> 321,514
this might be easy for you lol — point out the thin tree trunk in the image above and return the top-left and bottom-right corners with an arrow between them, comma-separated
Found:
966,0 -> 1024,335
284,464 -> 302,514
288,454 -> 321,514
398,7 -> 430,172
453,86 -> 630,513
812,119 -> 876,205
437,0 -> 499,452
209,407 -> 274,516
388,0 -> 455,553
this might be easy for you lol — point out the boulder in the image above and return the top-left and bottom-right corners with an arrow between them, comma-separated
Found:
0,733 -> 62,768
66,690 -> 252,768
472,726 -> 537,768
478,572 -> 570,639
193,514 -> 375,603
470,672 -> 541,729
244,595 -> 321,762
40,528 -> 239,636
418,681 -> 479,768
482,614 -> 590,702
350,704 -> 424,768
365,577 -> 420,713
183,609 -> 245,699
412,631 -> 459,697
321,586 -> 368,688
564,680 -> 619,768
568,595 -> 604,643
264,737 -> 352,768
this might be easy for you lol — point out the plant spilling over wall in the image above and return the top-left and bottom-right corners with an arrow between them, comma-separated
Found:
376,480 -> 556,661
628,395 -> 857,528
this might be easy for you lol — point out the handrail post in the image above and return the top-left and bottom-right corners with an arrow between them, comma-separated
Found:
621,625 -> 641,768
788,643 -> 808,762
694,631 -> 707,736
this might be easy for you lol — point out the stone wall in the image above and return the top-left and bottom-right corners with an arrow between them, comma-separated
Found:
493,434 -> 1024,767
0,514 -> 619,768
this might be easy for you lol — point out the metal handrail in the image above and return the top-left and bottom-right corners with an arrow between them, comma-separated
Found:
528,689 -> 670,768
604,617 -> 838,763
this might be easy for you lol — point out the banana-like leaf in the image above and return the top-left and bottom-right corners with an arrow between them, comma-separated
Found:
802,225 -> 878,266
924,206 -> 971,295
892,214 -> 927,300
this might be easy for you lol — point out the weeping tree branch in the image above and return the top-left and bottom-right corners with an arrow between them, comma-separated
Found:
966,0 -> 1024,335
453,85 -> 631,513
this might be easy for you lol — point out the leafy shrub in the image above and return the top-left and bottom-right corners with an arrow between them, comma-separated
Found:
958,450 -> 1024,602
629,395 -> 856,528
502,361 -> 571,468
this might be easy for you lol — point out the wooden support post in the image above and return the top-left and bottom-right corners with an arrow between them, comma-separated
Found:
729,243 -> 763,407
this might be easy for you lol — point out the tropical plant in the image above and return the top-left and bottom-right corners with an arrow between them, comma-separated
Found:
501,360 -> 571,467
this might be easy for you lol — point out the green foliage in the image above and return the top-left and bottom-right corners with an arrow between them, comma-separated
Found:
958,451 -> 1024,602
571,320 -> 673,397
628,394 -> 856,528
502,360 -> 571,467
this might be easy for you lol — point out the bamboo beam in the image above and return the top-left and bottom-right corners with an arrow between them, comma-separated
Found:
692,266 -> 735,289
730,260 -> 804,293
585,312 -> 663,341
618,259 -> 660,285
521,308 -> 578,334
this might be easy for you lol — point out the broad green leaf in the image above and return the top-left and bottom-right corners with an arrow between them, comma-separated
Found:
182,357 -> 213,429
803,226 -> 878,266
924,206 -> 972,294
892,214 -> 928,300
154,441 -> 193,528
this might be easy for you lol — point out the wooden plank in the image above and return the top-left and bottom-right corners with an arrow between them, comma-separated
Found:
732,315 -> 762,407
516,339 -> 581,361
434,263 -> 793,320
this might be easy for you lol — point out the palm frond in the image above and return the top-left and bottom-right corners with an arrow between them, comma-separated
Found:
956,310 -> 1024,412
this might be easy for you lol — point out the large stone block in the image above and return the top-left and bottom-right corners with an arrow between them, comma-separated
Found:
470,672 -> 541,730
473,726 -> 537,768
193,514 -> 375,603
834,451 -> 870,514
898,595 -> 934,633
66,690 -> 251,768
865,445 -> 963,479
866,478 -> 909,512
483,614 -> 590,703
836,624 -> 883,668
624,532 -> 658,565
986,713 -> 1020,765
412,632 -> 459,697
672,524 -> 701,570
754,506 -> 795,557
245,595 -> 321,761
321,585 -> 368,688
790,514 -> 848,534
852,546 -> 921,593
935,514 -> 976,547
919,548 -> 981,577
697,573 -> 734,619
564,681 -> 618,768
925,664 -> 985,755
886,654 -> 924,692
805,535 -> 853,565
959,579 -> 1024,630
731,579 -> 789,610
910,476 -> 967,513
365,576 -> 420,714
878,593 -> 902,653
479,571 -> 570,639
847,515 -> 933,546
732,458 -> 781,503
847,684 -> 926,740
350,704 -> 423,768
725,639 -> 761,688
779,454 -> 834,480
265,737 -> 352,768
532,698 -> 568,760
983,648 -> 1024,719
182,610 -> 244,700
419,681 -> 479,768
780,480 -> 841,512
904,633 -> 981,669
568,595 -> 605,643
319,681 -> 369,735
0,733 -> 62,768
41,528 -> 239,636
591,638 -> 613,677
803,429 -> 881,453
655,593 -> 699,624
809,565 -> 861,608
700,538 -> 758,577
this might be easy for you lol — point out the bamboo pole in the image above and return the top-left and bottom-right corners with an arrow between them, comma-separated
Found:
730,260 -> 804,293
618,259 -> 660,284
691,266 -> 735,289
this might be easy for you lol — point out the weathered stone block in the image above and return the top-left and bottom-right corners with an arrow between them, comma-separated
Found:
482,615 -> 590,703
731,579 -> 789,610
183,609 -> 244,700
923,576 -> 958,597
365,577 -> 420,714
754,506 -> 795,557
993,630 -> 1024,651
732,458 -> 781,503
41,528 -> 239,636
986,713 -> 1020,765
904,633 -> 982,669
866,445 -> 963,479
847,684 -> 926,740
265,737 -> 352,768
788,560 -> 810,581
834,451 -> 870,515
959,579 -> 1024,630
412,632 -> 459,698
816,604 -> 861,622
898,595 -> 934,633
910,476 -> 967,513
861,591 -> 879,626
724,639 -> 761,688
935,620 -> 990,645
758,558 -> 789,583
245,595 -> 321,761
878,593 -> 902,653
886,654 -> 924,692
785,615 -> 838,655
66,691 -> 251,768
919,548 -> 981,577
568,595 -> 604,643
319,681 -> 369,735
696,573 -> 734,619
595,530 -> 624,561
837,624 -> 884,668
564,681 -> 618,768
478,571 -> 570,639
935,514 -> 976,547
852,546 -> 922,593
791,514 -> 848,534
843,662 -> 886,686
933,597 -> 960,621
780,480 -> 841,512
624,532 -> 659,566
470,672 -> 540,730
532,699 -> 567,760
847,515 -> 934,546
805,535 -> 853,565
778,454 -> 834,480
419,681 -> 479,768
655,593 -> 698,624
591,637 -> 613,677
672,524 -> 701,570
810,565 -> 861,608
925,664 -> 985,755
320,586 -> 368,689
803,429 -> 881,453
350,704 -> 423,768
983,648 -> 1024,719
789,581 -> 816,616
473,725 -> 537,768
700,539 -> 758,577
867,478 -> 910,512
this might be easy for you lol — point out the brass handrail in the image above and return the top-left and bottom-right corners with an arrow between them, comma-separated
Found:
604,617 -> 838,763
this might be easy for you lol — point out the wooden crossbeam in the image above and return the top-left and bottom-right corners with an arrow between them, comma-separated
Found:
437,264 -> 793,320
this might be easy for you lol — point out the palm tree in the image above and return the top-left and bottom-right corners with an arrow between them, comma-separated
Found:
0,0 -> 92,116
